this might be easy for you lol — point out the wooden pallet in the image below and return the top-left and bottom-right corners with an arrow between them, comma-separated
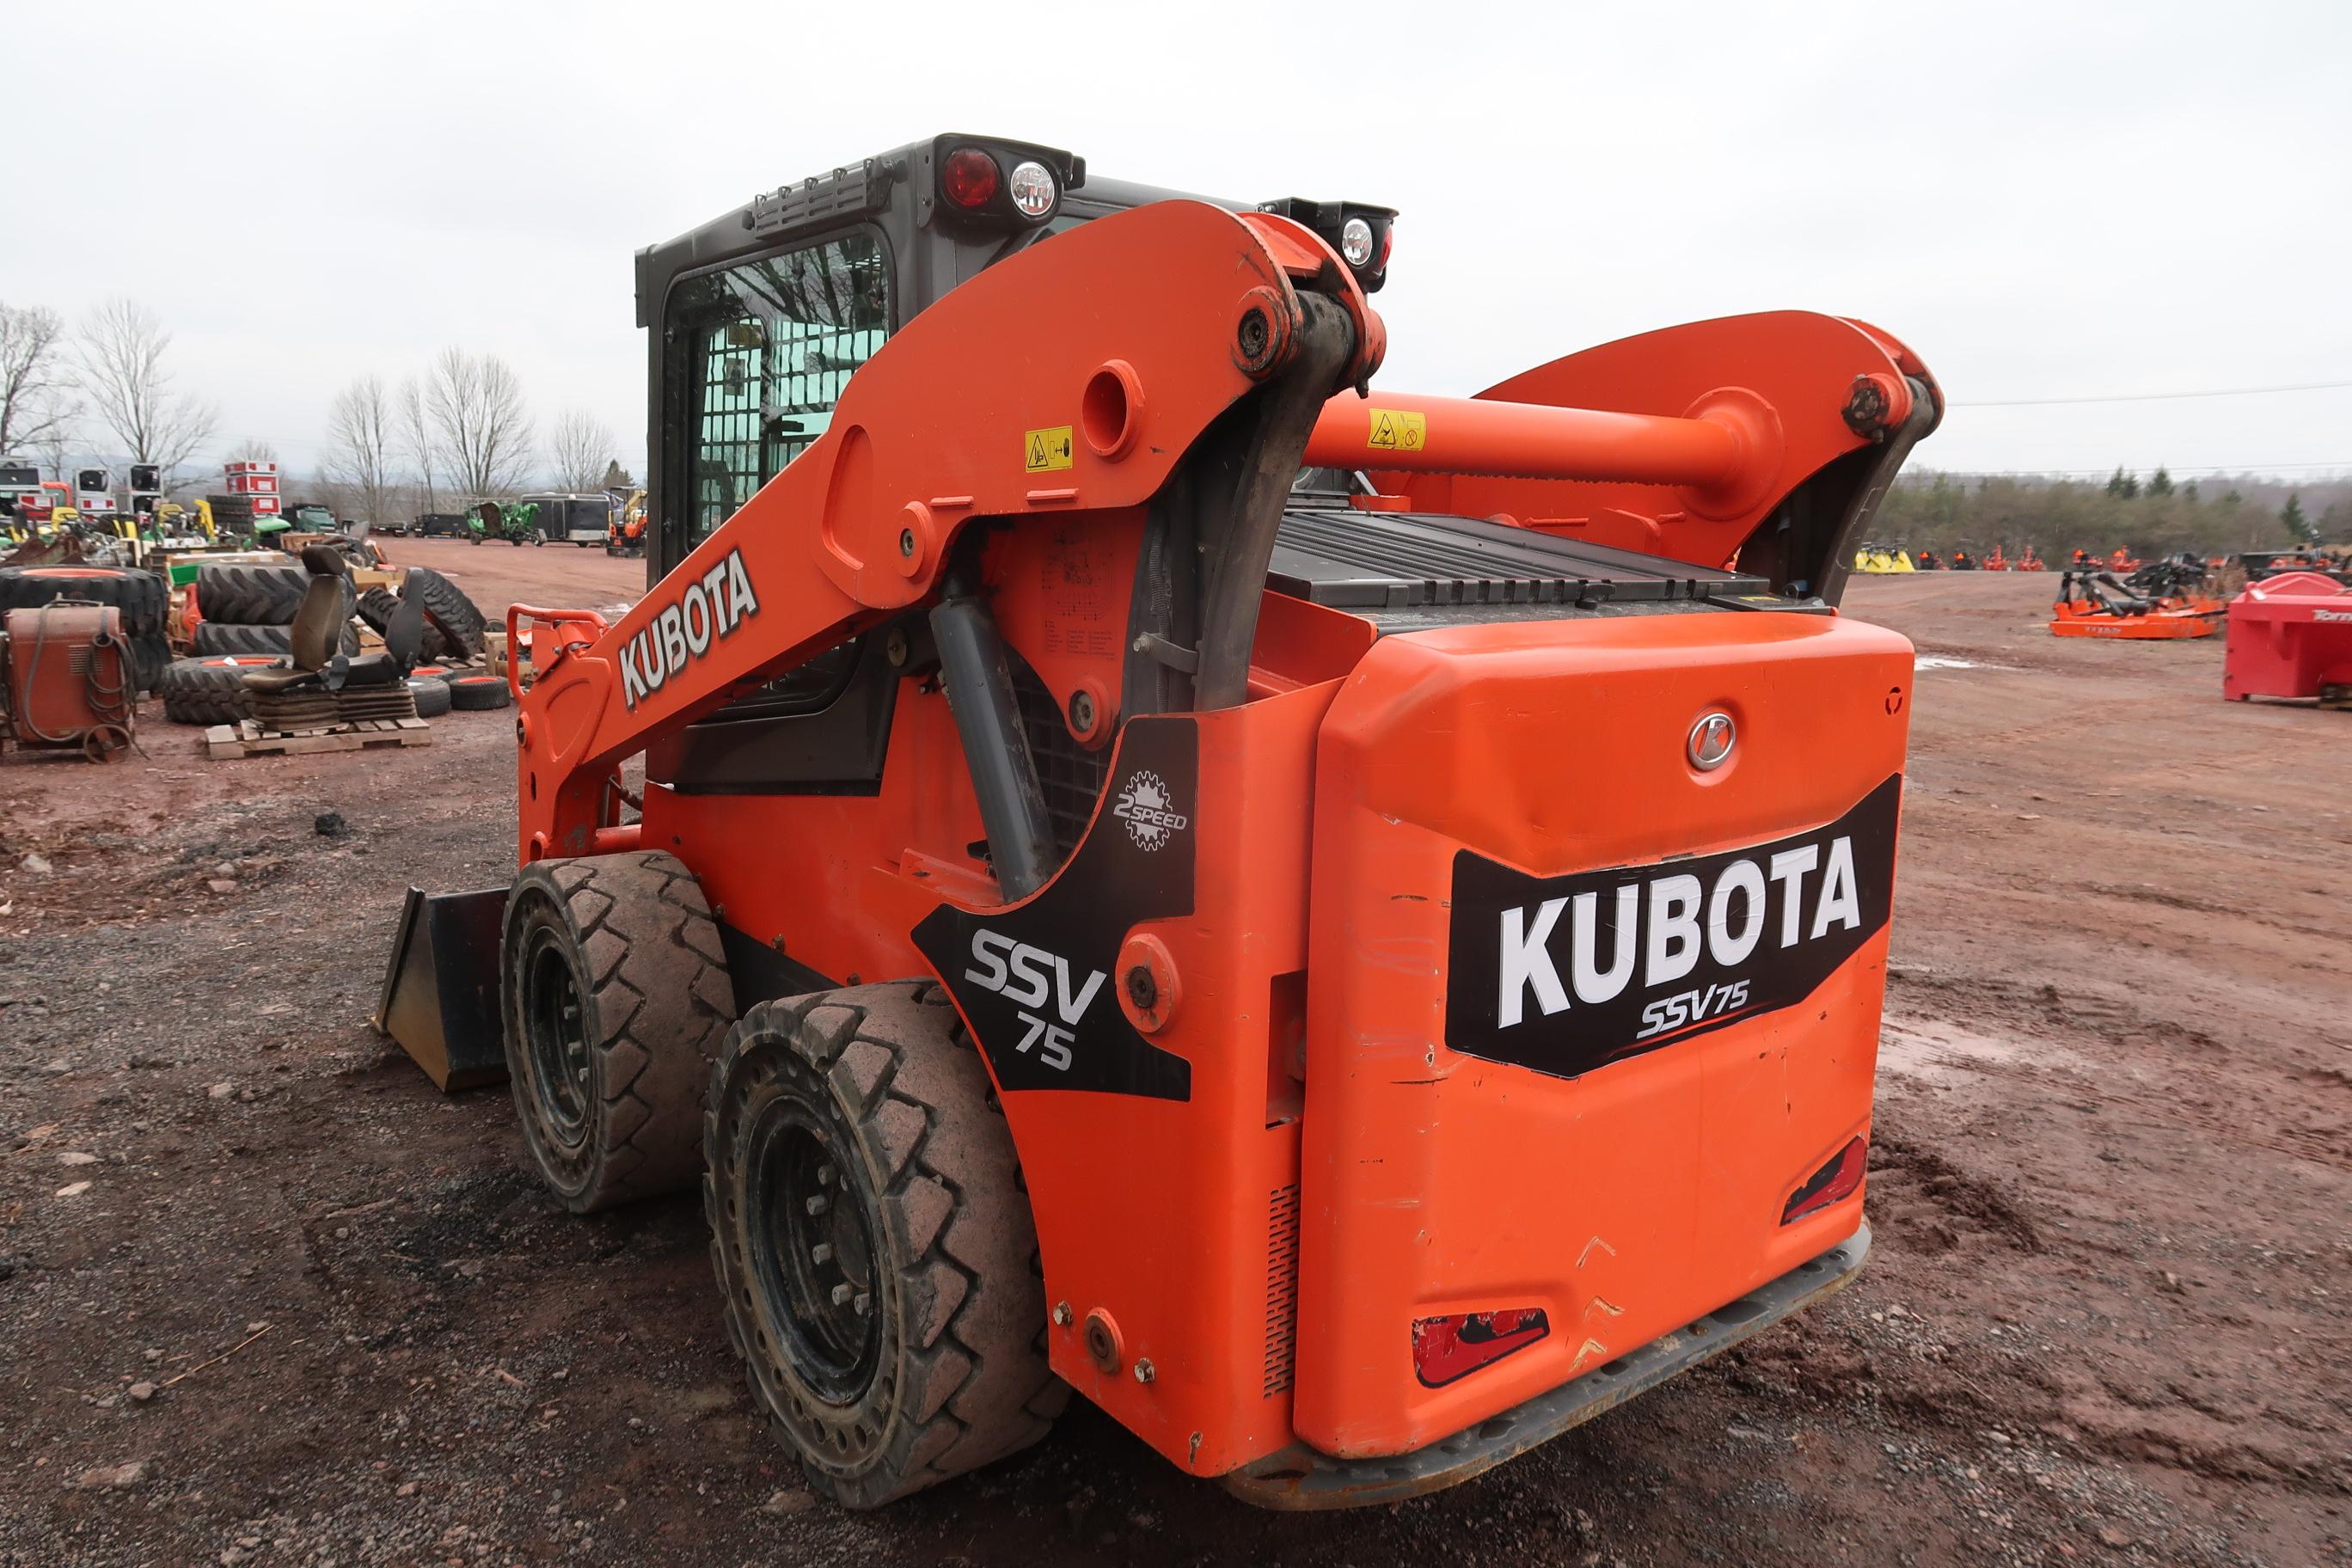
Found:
203,718 -> 432,760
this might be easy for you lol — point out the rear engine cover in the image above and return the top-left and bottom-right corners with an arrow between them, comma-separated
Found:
1295,609 -> 1912,1458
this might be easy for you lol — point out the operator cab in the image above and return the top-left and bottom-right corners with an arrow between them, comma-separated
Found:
636,134 -> 1394,581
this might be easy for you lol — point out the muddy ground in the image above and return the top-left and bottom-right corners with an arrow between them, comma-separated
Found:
1,554 -> 2344,1567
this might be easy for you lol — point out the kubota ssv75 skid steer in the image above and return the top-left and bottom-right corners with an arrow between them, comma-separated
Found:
380,134 -> 1940,1510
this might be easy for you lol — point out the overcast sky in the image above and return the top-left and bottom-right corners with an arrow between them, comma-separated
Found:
8,1 -> 2348,487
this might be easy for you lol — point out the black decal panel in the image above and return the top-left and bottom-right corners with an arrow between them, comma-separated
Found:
1447,775 -> 1902,1081
912,719 -> 1196,1101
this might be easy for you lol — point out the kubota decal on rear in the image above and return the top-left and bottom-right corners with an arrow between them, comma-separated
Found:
1445,775 -> 1902,1080
618,548 -> 760,709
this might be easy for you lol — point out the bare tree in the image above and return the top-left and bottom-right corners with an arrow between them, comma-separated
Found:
397,375 -> 438,513
32,418 -> 77,481
323,375 -> 398,527
425,347 -> 534,499
545,407 -> 617,493
226,437 -> 279,464
0,303 -> 79,456
76,298 -> 219,482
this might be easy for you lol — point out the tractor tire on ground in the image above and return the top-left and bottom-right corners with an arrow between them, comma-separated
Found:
0,566 -> 171,693
193,562 -> 308,625
447,673 -> 510,710
401,567 -> 487,660
499,851 -> 737,1212
705,982 -> 1066,1510
406,675 -> 452,718
358,586 -> 450,661
190,620 -> 360,658
157,656 -> 273,725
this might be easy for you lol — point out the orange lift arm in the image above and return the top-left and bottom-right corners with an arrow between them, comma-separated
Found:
512,200 -> 1379,867
1318,311 -> 1939,576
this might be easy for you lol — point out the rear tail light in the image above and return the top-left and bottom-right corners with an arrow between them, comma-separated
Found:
941,149 -> 1000,210
1411,1307 -> 1550,1387
1782,1136 -> 1868,1224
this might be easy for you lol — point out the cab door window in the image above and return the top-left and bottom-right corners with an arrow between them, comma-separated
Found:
665,231 -> 891,558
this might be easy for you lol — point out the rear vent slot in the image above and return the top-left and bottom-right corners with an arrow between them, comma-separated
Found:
69,645 -> 93,674
1263,1183 -> 1302,1396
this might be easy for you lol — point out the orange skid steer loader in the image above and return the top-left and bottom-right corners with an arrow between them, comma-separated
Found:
379,135 -> 1940,1509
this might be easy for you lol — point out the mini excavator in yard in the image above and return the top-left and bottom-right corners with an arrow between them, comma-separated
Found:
379,134 -> 1941,1510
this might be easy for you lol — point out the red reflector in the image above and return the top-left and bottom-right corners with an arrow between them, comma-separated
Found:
941,149 -> 1000,209
1410,1307 -> 1549,1388
1783,1136 -> 1868,1224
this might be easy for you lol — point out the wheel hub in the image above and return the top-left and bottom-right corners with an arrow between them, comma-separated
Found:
520,928 -> 592,1141
747,1091 -> 883,1410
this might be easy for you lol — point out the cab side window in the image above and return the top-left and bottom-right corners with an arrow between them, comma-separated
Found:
665,231 -> 891,556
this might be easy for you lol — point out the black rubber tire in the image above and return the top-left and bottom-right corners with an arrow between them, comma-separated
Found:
356,585 -> 450,661
0,566 -> 166,636
193,562 -> 307,625
406,674 -> 452,718
401,566 -> 487,661
499,852 -> 737,1212
190,620 -> 360,658
706,982 -> 1065,1509
157,656 -> 272,725
0,566 -> 170,692
447,673 -> 511,710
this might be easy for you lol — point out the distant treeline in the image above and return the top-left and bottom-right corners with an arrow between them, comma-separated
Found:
1877,469 -> 2350,558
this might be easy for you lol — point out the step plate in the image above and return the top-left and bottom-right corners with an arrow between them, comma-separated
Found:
1222,1222 -> 1871,1511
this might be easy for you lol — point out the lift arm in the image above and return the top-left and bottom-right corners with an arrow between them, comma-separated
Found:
512,200 -> 1379,868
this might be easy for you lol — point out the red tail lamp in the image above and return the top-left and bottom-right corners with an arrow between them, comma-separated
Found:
1783,1136 -> 1868,1224
1411,1307 -> 1550,1388
941,149 -> 1000,210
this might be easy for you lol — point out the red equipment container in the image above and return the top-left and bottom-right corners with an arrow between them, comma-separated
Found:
0,604 -> 136,761
2222,571 -> 2352,706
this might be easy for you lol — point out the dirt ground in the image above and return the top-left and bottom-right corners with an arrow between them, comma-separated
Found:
1,557 -> 2345,1568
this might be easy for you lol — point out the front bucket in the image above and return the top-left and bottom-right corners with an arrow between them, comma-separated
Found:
374,885 -> 510,1091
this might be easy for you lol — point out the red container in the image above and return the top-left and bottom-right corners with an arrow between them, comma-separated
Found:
2222,571 -> 2352,703
225,472 -> 279,495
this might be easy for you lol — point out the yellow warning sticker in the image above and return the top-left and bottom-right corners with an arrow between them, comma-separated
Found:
1365,407 -> 1426,454
1025,426 -> 1075,473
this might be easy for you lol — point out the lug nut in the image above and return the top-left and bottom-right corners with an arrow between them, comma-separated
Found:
854,1293 -> 871,1316
1133,1359 -> 1156,1385
817,1164 -> 834,1185
805,1195 -> 830,1216
831,1283 -> 854,1307
811,1243 -> 834,1265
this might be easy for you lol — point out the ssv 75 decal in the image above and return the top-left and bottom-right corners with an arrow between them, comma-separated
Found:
1446,775 -> 1902,1080
912,718 -> 1197,1101
618,548 -> 760,709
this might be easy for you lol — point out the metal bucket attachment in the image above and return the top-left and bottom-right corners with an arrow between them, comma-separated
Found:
375,885 -> 510,1090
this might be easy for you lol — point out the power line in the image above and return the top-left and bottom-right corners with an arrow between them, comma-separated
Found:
1951,379 -> 2352,408
1911,460 -> 2352,481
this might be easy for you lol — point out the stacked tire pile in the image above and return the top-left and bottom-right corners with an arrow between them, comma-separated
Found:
0,566 -> 172,695
159,563 -> 499,727
188,562 -> 358,659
